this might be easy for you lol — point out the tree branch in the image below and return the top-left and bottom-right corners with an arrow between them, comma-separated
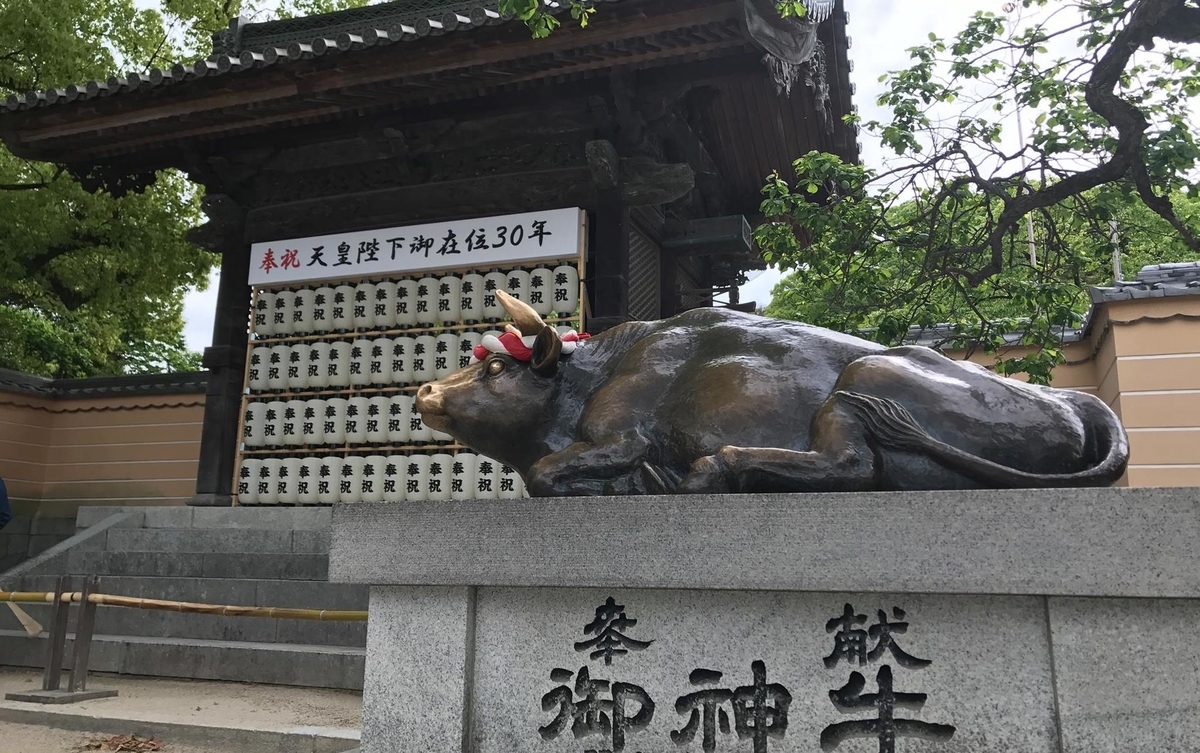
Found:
45,278 -> 85,312
0,181 -> 51,191
1150,2 -> 1200,44
951,0 -> 1200,284
0,165 -> 66,192
25,231 -> 108,272
1131,160 -> 1200,247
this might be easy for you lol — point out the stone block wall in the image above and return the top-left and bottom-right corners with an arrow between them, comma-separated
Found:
0,370 -> 206,570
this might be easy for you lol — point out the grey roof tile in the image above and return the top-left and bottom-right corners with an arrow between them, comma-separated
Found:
0,0 -> 624,116
1089,260 -> 1200,303
0,368 -> 207,398
0,0 -> 845,117
904,261 -> 1200,349
903,323 -> 1086,348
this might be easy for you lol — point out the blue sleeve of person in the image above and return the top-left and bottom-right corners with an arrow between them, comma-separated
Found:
0,476 -> 11,530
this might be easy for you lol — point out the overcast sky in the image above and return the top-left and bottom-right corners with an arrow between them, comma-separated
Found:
179,0 -> 1005,351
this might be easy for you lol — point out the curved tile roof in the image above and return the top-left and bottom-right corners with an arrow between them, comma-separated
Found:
0,368 -> 208,398
213,0 -> 509,54
0,0 -> 574,116
1089,260 -> 1200,303
0,0 -> 841,117
901,261 -> 1200,349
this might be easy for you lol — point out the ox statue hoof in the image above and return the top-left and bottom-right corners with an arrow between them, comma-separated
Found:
678,453 -> 733,494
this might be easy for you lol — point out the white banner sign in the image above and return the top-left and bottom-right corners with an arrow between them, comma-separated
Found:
249,208 -> 585,287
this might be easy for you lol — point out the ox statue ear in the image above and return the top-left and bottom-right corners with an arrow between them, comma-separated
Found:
496,289 -> 546,336
530,326 -> 563,376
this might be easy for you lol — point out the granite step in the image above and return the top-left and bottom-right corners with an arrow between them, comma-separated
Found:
2,504 -> 363,689
65,550 -> 330,581
75,505 -> 333,532
0,630 -> 365,690
96,526 -> 331,555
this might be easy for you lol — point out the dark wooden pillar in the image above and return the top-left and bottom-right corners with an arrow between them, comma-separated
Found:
587,189 -> 632,334
659,249 -> 679,319
190,224 -> 250,507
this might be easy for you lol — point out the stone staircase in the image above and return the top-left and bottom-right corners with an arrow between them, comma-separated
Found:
0,506 -> 366,690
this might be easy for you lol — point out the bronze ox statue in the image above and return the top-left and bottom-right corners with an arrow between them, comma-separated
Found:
416,291 -> 1129,496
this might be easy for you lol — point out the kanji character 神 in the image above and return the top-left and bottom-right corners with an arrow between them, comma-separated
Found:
673,661 -> 791,753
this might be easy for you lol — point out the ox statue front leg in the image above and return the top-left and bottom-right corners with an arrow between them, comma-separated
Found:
526,431 -> 668,497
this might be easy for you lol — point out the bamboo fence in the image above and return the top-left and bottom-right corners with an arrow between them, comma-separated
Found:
0,590 -> 366,622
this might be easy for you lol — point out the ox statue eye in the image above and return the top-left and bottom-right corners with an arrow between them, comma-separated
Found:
487,359 -> 505,376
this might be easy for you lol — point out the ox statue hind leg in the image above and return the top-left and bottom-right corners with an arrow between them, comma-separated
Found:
677,390 -> 882,494
679,346 -> 1128,494
678,351 -> 923,493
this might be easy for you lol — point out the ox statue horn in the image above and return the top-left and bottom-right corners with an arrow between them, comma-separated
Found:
496,290 -> 546,336
496,290 -> 562,375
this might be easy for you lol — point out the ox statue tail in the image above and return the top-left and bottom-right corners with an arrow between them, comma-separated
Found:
837,390 -> 1130,488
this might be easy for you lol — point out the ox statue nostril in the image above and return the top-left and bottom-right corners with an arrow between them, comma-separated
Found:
416,383 -> 433,401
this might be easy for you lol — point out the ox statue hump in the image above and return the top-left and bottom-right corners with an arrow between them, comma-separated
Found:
416,290 -> 1129,496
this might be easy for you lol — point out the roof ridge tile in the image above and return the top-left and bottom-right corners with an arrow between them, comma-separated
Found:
0,0 -> 639,116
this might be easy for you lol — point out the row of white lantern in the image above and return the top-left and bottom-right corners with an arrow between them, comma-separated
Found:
247,326 -> 577,393
236,453 -> 527,505
252,265 -> 580,338
243,395 -> 451,447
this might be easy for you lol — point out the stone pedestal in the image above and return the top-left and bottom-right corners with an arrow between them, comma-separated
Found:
330,487 -> 1200,753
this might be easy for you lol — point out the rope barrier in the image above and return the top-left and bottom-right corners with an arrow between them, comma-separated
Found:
0,590 -> 367,622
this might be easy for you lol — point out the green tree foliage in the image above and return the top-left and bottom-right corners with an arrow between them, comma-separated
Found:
757,0 -> 1200,383
491,0 -> 596,38
162,0 -> 373,61
0,167 -> 212,376
497,0 -> 811,40
0,0 -> 206,377
0,0 -> 373,379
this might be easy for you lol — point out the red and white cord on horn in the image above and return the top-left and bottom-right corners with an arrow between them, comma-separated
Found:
470,329 -> 590,364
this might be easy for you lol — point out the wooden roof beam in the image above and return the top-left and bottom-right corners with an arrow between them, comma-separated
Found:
246,149 -> 693,242
5,0 -> 740,145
